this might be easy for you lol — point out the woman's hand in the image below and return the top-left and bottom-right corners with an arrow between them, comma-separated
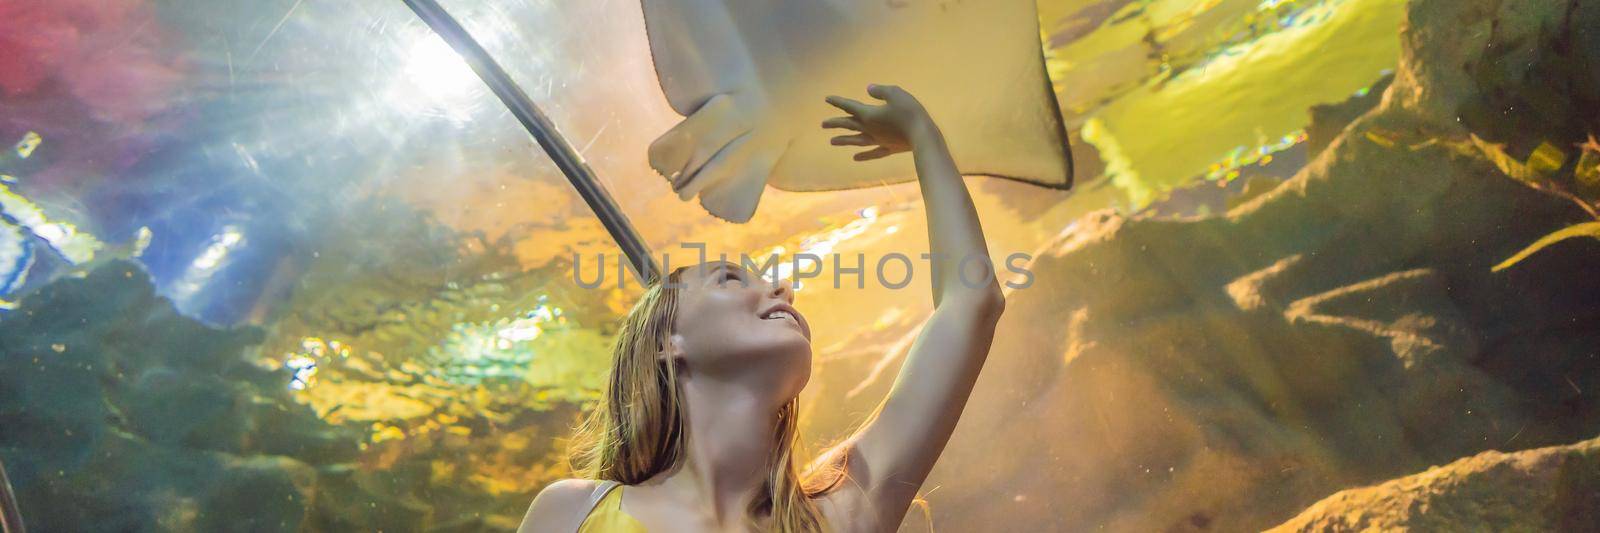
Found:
823,84 -> 936,161
812,85 -> 1005,532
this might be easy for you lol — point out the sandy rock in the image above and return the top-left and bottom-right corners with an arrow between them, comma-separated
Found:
879,0 -> 1600,530
1269,435 -> 1600,532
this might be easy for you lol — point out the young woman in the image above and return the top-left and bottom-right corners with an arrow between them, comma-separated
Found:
519,84 -> 1006,533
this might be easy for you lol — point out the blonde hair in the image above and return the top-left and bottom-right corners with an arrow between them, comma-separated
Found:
569,266 -> 847,532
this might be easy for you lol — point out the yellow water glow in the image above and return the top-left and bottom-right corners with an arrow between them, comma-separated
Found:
1083,0 -> 1408,205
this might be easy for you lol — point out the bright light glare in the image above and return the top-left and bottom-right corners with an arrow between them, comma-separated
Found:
407,36 -> 478,100
171,225 -> 246,304
392,34 -> 483,120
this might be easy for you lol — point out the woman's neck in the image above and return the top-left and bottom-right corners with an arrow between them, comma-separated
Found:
659,379 -> 781,529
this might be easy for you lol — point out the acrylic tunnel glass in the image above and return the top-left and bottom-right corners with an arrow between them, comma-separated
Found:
0,0 -> 644,530
6,0 -> 1600,531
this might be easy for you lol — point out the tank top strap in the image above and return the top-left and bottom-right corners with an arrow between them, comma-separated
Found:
580,480 -> 623,523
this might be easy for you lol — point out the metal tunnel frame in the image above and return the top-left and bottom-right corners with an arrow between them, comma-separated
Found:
402,0 -> 662,284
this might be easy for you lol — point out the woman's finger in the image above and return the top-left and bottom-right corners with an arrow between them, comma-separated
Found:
831,134 -> 874,146
866,83 -> 901,101
825,95 -> 871,116
854,146 -> 894,161
821,116 -> 864,131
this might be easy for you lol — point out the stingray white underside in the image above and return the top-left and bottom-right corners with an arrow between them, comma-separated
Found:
640,0 -> 1074,222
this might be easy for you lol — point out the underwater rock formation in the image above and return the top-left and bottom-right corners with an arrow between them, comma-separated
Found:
0,261 -> 350,531
870,0 -> 1600,530
1268,434 -> 1600,531
1306,74 -> 1394,158
0,197 -> 608,531
0,256 -> 581,532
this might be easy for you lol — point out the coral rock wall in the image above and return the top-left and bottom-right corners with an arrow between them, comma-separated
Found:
905,0 -> 1600,530
1269,435 -> 1600,532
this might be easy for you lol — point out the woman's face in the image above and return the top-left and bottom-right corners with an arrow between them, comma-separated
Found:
668,261 -> 811,397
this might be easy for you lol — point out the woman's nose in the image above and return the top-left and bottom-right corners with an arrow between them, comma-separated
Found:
770,277 -> 794,303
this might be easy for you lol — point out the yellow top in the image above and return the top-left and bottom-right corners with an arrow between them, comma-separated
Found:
578,483 -> 648,533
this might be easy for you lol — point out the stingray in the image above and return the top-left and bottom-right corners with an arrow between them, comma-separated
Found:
640,0 -> 1075,222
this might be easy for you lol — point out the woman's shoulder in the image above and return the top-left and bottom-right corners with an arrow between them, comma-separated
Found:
517,478 -> 612,533
539,478 -> 612,501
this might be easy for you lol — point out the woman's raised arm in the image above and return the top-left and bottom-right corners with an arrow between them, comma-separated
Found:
820,84 -> 1005,528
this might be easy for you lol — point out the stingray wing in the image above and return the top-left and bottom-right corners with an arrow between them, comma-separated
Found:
641,0 -> 1073,222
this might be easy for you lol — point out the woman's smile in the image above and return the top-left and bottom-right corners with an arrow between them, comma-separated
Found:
759,301 -> 810,339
